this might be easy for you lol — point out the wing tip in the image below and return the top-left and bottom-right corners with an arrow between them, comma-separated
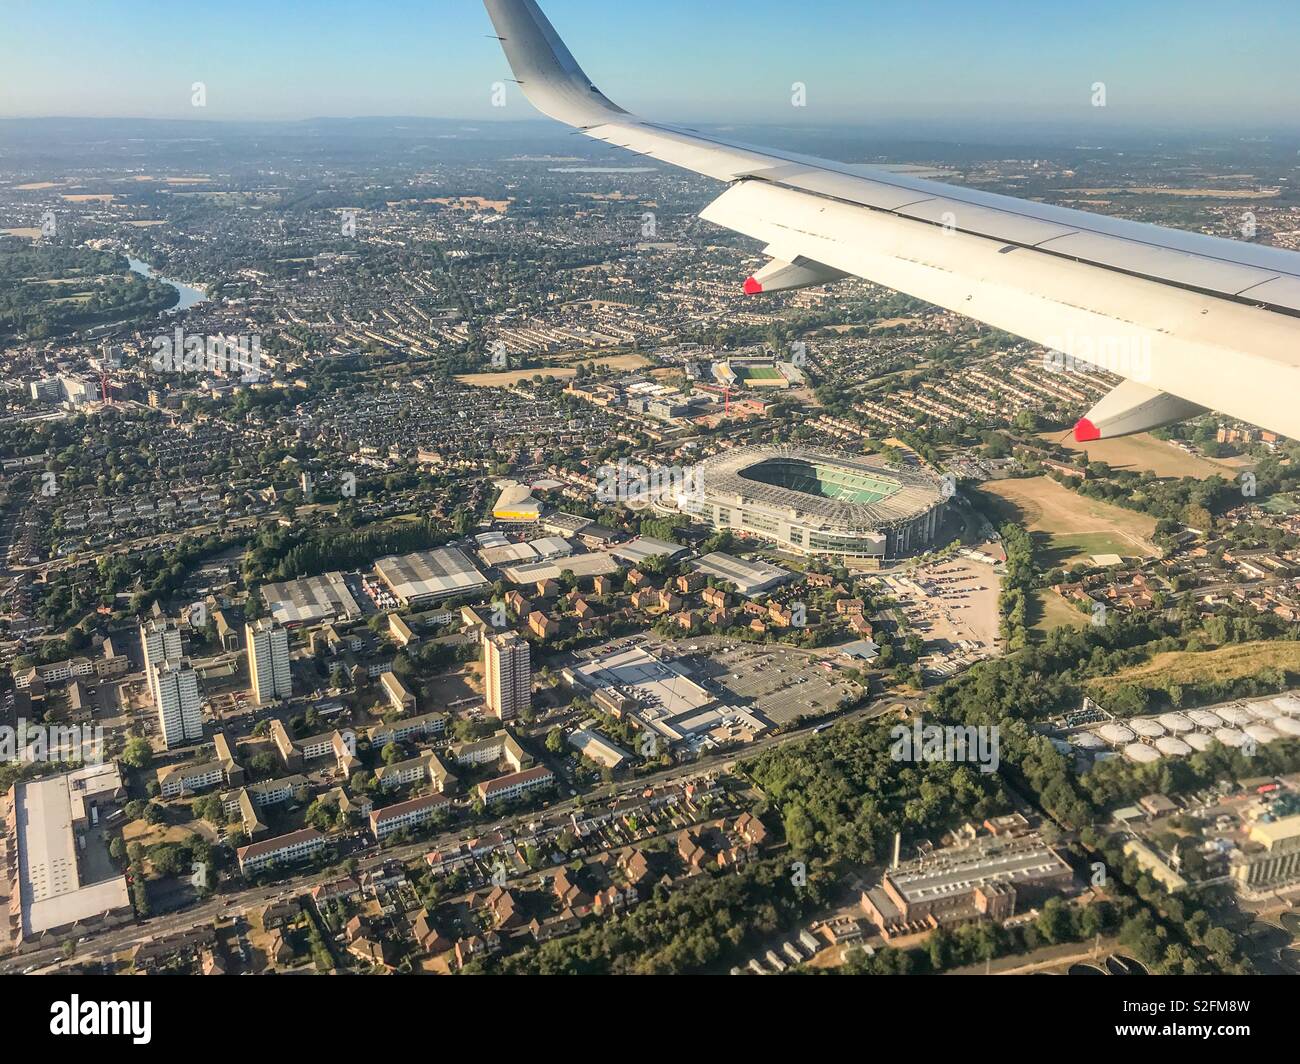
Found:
1073,417 -> 1102,443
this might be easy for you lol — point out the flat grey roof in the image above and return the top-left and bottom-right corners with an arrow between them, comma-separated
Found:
608,537 -> 684,564
261,570 -> 361,625
691,551 -> 792,597
889,840 -> 1070,904
575,647 -> 715,720
374,548 -> 490,603
500,551 -> 620,586
12,765 -> 130,937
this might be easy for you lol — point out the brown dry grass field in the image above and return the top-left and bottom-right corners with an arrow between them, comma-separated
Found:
1088,641 -> 1300,699
428,196 -> 511,212
977,476 -> 1158,565
1037,431 -> 1237,480
456,352 -> 650,387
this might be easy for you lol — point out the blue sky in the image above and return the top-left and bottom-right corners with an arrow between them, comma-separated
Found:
3,0 -> 1298,129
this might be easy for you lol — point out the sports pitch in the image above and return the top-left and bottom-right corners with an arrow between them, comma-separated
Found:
734,365 -> 783,381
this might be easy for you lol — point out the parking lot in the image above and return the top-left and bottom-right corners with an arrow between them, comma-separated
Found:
653,636 -> 860,725
868,556 -> 1001,660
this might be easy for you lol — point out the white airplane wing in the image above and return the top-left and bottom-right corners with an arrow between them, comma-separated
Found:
484,0 -> 1300,443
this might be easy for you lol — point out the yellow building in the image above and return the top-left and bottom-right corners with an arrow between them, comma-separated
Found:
492,481 -> 540,522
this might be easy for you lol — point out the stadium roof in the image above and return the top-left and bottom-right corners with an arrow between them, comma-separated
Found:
693,444 -> 944,530
373,548 -> 490,605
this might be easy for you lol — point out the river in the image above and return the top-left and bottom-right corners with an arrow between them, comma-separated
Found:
126,256 -> 207,313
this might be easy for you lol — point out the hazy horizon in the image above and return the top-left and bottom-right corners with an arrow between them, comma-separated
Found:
3,0 -> 1299,129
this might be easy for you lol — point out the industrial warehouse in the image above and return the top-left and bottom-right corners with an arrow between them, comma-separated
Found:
676,444 -> 947,565
372,548 -> 491,608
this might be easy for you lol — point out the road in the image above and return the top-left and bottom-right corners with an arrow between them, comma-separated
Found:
2,691 -> 919,974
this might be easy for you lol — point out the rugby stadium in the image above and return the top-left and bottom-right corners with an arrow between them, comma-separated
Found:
677,444 -> 947,565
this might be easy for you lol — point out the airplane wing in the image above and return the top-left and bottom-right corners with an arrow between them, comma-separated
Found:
483,0 -> 1300,444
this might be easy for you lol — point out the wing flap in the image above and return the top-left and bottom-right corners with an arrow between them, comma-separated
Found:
1239,275 -> 1300,312
1035,230 -> 1281,296
895,198 -> 1079,246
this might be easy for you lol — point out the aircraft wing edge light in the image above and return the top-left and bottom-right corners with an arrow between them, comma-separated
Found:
1074,380 -> 1208,443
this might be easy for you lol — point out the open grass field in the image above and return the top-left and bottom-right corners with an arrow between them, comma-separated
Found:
1037,431 -> 1236,480
456,351 -> 649,388
976,476 -> 1158,566
1051,531 -> 1134,557
1088,640 -> 1300,699
122,821 -> 198,850
1032,589 -> 1090,633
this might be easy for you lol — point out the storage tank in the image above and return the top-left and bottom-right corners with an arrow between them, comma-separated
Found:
1187,709 -> 1224,729
1123,743 -> 1161,764
1271,695 -> 1300,717
1098,724 -> 1136,746
1131,718 -> 1166,738
1071,732 -> 1107,751
1214,727 -> 1247,747
1157,712 -> 1195,734
1155,736 -> 1191,757
1271,716 -> 1300,738
1184,733 -> 1215,752
1217,706 -> 1253,726
1244,701 -> 1278,721
1244,724 -> 1281,745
